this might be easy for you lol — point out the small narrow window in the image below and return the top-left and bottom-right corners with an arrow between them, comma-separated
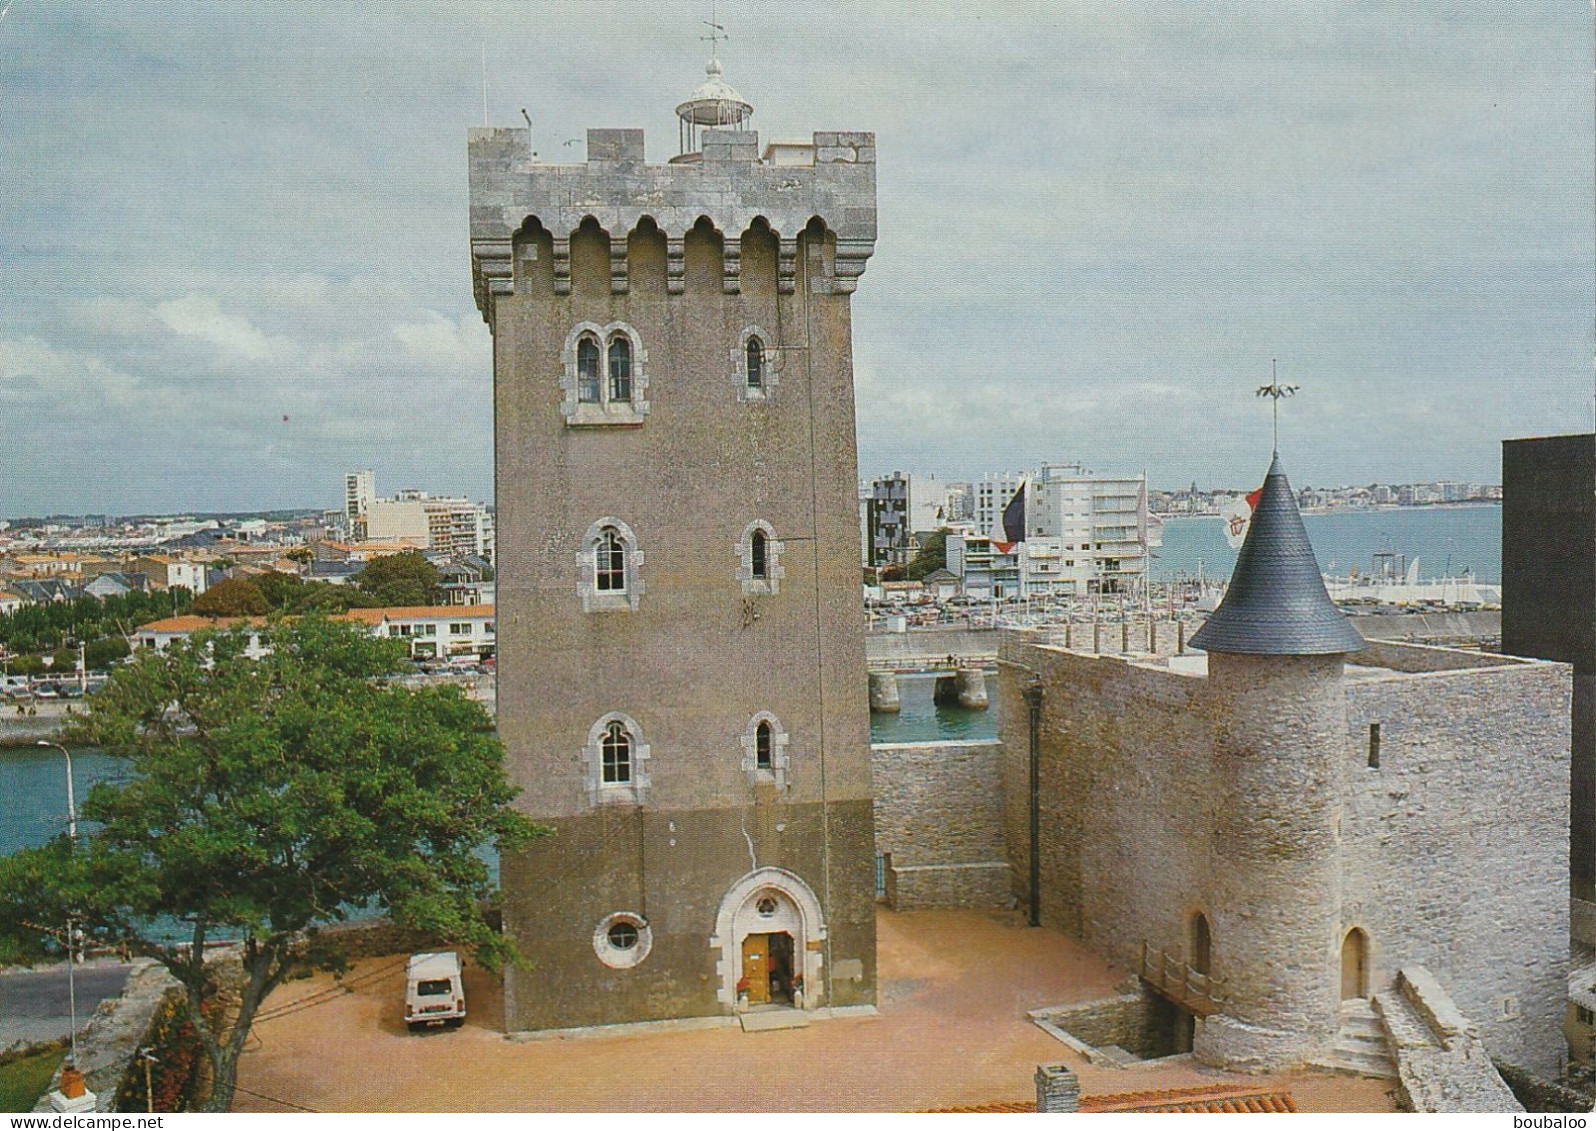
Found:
751,530 -> 768,579
597,527 -> 627,592
755,720 -> 773,769
577,336 -> 601,403
608,336 -> 632,403
1368,723 -> 1381,768
602,721 -> 632,784
746,337 -> 764,390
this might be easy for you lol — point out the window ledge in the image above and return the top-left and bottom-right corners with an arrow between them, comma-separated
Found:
585,593 -> 636,613
566,403 -> 647,429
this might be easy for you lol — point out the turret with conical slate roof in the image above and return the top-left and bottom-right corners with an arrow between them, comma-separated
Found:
1189,454 -> 1364,656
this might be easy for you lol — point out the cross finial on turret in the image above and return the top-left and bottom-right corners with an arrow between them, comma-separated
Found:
1255,358 -> 1298,456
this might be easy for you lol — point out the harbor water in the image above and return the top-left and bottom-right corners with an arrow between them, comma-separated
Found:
1155,504 -> 1501,585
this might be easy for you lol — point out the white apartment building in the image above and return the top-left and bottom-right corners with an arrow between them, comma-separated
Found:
1022,464 -> 1154,596
974,472 -> 1024,537
953,464 -> 1158,598
345,474 -> 495,563
345,470 -> 375,541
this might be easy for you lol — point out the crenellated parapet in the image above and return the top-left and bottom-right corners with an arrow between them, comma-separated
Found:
468,126 -> 877,324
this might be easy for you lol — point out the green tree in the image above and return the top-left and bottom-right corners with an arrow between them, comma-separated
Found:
0,617 -> 541,1112
83,636 -> 131,670
904,529 -> 950,581
355,551 -> 441,607
191,578 -> 269,618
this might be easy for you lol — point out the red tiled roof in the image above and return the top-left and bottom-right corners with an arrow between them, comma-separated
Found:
927,1084 -> 1300,1115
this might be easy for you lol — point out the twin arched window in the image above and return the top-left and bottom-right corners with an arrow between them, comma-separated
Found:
577,333 -> 633,405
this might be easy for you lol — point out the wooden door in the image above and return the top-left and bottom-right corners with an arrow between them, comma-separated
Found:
742,934 -> 769,1004
1341,929 -> 1367,1000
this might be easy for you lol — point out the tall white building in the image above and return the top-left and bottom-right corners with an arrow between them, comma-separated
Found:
344,470 -> 375,541
974,472 -> 1024,536
343,473 -> 494,562
1022,464 -> 1154,596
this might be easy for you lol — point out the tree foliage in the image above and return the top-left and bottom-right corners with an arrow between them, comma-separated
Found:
0,589 -> 193,655
191,578 -> 270,618
904,529 -> 951,581
355,551 -> 441,607
0,616 -> 541,1111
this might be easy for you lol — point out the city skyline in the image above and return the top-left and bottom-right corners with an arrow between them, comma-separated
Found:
1,2 -> 1590,514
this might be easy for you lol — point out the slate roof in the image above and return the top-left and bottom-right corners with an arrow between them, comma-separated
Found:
1189,454 -> 1365,656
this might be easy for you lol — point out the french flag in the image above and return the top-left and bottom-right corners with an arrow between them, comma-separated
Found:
990,482 -> 1026,553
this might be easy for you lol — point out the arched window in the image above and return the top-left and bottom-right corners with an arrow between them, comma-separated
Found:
596,527 -> 626,593
580,517 -> 643,613
742,712 -> 790,786
584,712 -> 650,803
576,335 -> 601,403
746,337 -> 764,391
737,520 -> 784,595
751,530 -> 768,579
608,336 -> 632,402
601,720 -> 631,784
755,721 -> 774,769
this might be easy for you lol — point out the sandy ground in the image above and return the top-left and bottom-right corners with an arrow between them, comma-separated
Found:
235,907 -> 1398,1113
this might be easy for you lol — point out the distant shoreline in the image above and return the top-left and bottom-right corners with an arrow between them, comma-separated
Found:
1155,501 -> 1502,521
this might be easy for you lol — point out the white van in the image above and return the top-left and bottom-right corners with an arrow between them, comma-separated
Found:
404,951 -> 465,1031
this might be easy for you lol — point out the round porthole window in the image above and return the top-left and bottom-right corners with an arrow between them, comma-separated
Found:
594,912 -> 652,969
755,895 -> 778,918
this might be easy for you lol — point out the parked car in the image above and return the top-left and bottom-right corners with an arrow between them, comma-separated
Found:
405,951 -> 465,1031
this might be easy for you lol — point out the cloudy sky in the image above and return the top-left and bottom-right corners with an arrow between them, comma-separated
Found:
1,1 -> 1590,516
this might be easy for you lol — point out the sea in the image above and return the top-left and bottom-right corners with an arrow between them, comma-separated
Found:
1153,504 -> 1501,585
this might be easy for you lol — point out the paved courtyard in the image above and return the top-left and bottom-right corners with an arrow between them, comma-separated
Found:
235,908 -> 1396,1113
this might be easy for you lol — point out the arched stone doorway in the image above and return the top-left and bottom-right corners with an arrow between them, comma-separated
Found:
1341,928 -> 1369,1000
712,867 -> 826,1012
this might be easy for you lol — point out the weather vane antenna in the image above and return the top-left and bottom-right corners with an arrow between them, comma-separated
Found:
701,0 -> 727,58
1255,357 -> 1298,456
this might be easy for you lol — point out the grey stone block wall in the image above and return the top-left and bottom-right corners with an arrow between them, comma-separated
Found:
872,740 -> 1008,909
997,630 -> 1571,1075
1343,654 -> 1570,1075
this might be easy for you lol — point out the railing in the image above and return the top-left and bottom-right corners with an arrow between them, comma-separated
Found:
1139,941 -> 1228,1016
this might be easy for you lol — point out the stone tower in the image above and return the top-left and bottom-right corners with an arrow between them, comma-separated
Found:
467,62 -> 879,1031
1188,454 -> 1365,1070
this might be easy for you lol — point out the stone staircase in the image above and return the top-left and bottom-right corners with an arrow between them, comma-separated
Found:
1312,998 -> 1399,1079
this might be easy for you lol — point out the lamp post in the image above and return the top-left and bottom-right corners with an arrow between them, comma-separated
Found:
35,740 -> 79,1065
35,740 -> 76,843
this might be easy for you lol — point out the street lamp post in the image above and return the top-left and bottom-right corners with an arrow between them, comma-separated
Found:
35,740 -> 79,1065
36,741 -> 76,843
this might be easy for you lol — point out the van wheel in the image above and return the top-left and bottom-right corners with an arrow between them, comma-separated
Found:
445,1018 -> 465,1029
407,1021 -> 424,1032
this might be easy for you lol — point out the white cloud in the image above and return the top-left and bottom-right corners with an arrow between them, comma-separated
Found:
154,294 -> 278,361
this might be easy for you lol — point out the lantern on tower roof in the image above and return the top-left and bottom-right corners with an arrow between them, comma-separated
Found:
676,57 -> 753,159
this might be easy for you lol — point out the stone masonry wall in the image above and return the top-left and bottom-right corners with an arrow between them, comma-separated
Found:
872,740 -> 1008,908
1343,649 -> 1570,1076
997,629 -> 1572,1075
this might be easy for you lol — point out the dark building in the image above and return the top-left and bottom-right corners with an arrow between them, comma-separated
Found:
1502,433 -> 1596,898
